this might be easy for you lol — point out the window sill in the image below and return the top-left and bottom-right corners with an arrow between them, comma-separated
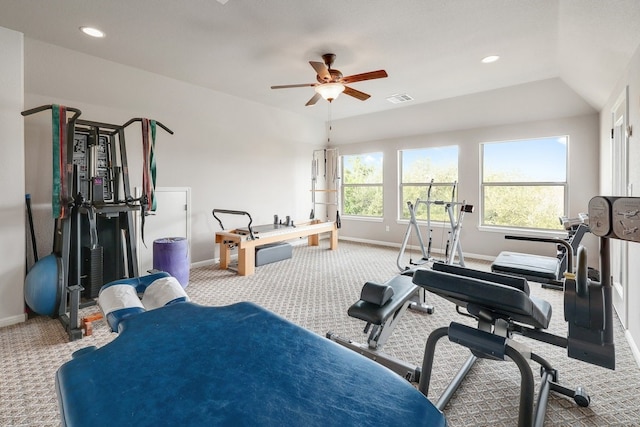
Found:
478,225 -> 567,238
341,215 -> 383,223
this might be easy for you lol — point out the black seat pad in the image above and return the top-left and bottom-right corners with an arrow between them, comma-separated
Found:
348,275 -> 417,325
413,265 -> 552,330
491,251 -> 559,281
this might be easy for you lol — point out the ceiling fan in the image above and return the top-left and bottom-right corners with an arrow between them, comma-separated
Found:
270,53 -> 388,106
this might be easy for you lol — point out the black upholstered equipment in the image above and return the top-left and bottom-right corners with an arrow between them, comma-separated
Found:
491,252 -> 560,281
348,275 -> 415,326
412,257 -> 613,427
426,262 -> 552,330
491,223 -> 589,289
328,273 -> 430,382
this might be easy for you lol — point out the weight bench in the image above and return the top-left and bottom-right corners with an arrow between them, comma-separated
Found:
327,272 -> 432,382
55,301 -> 447,426
412,252 -> 614,427
491,223 -> 589,290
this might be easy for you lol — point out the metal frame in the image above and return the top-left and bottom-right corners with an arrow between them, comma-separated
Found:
22,105 -> 173,341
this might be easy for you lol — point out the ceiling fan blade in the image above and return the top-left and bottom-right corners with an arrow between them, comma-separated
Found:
271,83 -> 316,89
309,61 -> 331,81
343,86 -> 371,101
341,70 -> 388,84
305,92 -> 321,106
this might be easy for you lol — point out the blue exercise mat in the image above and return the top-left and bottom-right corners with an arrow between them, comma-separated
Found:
56,302 -> 446,427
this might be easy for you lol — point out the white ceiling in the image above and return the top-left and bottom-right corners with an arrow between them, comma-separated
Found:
1,0 -> 640,126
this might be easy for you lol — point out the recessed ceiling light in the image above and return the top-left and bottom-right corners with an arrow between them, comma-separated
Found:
481,55 -> 500,64
80,26 -> 105,38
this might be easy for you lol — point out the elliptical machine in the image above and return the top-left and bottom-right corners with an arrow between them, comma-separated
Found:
397,180 -> 473,271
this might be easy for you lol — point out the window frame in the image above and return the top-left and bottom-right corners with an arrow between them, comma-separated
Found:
479,136 -> 569,232
398,146 -> 459,223
341,152 -> 384,219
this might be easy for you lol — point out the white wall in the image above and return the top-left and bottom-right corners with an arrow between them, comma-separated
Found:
599,42 -> 640,358
0,27 -> 25,327
337,112 -> 600,267
22,39 -> 325,267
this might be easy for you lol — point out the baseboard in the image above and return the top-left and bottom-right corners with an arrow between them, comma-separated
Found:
0,313 -> 27,328
338,236 -> 495,262
626,330 -> 640,369
197,235 -> 495,268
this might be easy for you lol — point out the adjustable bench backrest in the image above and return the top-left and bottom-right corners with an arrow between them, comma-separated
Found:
414,263 -> 551,330
347,274 -> 417,325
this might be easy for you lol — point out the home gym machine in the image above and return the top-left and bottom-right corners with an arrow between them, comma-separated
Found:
410,195 -> 635,426
491,214 -> 591,290
327,181 -> 475,379
22,104 -> 172,341
310,148 -> 341,228
397,180 -> 473,271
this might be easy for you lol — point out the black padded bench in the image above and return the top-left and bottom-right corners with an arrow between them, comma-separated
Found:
348,274 -> 418,329
327,273 -> 431,382
412,259 -> 613,427
491,223 -> 589,289
491,251 -> 560,282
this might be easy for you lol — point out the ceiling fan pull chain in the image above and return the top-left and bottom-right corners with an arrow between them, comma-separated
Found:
327,103 -> 333,145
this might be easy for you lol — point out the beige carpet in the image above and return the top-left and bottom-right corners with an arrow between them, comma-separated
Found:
1,241 -> 639,426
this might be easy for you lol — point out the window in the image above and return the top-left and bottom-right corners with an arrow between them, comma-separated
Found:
399,146 -> 459,222
481,136 -> 568,230
342,152 -> 383,217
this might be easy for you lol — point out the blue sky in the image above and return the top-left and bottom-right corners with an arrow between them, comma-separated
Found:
345,137 -> 567,182
483,136 -> 567,182
402,146 -> 458,169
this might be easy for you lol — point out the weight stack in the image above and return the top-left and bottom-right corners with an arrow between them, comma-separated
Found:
82,246 -> 104,298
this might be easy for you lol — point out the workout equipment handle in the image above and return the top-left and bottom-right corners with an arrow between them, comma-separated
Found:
212,209 -> 254,240
122,118 -> 174,135
505,235 -> 573,276
22,104 -> 82,119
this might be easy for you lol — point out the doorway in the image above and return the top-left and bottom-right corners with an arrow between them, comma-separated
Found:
611,87 -> 629,328
136,187 -> 191,275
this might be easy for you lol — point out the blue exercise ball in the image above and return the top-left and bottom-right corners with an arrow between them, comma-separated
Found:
24,254 -> 62,317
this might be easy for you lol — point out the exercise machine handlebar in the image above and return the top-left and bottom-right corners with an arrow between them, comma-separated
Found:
212,209 -> 255,240
21,105 -> 173,135
122,118 -> 174,135
21,104 -> 82,119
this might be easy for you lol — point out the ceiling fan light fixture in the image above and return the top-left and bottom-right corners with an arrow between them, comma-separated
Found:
315,82 -> 345,101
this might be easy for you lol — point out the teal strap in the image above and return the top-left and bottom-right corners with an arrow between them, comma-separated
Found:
150,120 -> 157,211
51,105 -> 61,218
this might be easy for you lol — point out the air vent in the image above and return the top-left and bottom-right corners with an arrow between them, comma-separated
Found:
386,94 -> 414,104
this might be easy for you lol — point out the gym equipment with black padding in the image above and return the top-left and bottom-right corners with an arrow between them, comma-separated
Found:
411,196 -> 635,426
327,272 -> 432,382
22,104 -> 173,341
55,301 -> 446,426
491,215 -> 590,290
